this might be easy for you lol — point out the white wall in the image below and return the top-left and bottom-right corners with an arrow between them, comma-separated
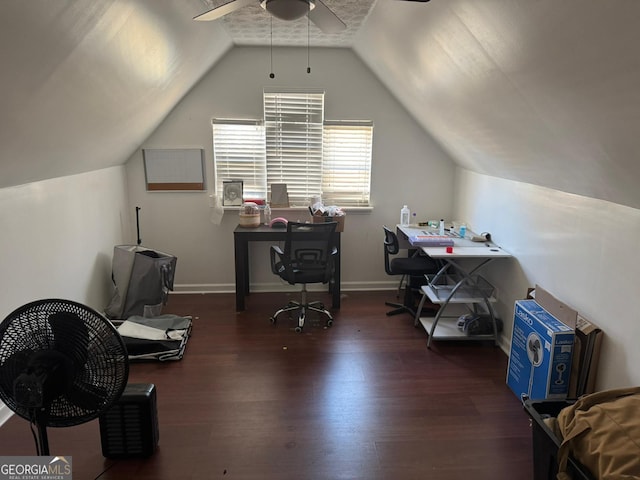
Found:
0,165 -> 132,424
0,0 -> 233,189
454,168 -> 640,391
356,0 -> 640,211
125,47 -> 457,292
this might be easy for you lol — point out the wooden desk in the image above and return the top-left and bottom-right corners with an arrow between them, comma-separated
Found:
233,225 -> 341,312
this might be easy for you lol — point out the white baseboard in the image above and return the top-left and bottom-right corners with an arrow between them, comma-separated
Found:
0,403 -> 13,427
498,333 -> 511,356
172,281 -> 398,294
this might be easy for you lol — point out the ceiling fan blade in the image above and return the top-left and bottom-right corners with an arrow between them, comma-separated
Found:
308,0 -> 346,34
193,0 -> 255,21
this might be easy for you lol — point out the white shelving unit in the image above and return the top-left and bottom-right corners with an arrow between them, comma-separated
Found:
415,273 -> 500,348
418,317 -> 495,341
396,224 -> 512,349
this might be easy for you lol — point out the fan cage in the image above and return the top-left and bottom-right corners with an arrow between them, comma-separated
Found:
0,299 -> 129,427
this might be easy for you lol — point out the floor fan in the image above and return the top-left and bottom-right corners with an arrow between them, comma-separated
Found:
0,299 -> 129,455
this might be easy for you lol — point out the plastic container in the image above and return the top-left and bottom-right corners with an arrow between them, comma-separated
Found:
400,205 -> 410,226
523,399 -> 595,480
439,219 -> 445,236
459,225 -> 467,239
239,202 -> 261,228
263,204 -> 272,225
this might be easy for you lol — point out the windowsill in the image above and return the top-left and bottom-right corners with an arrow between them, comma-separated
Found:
223,206 -> 373,214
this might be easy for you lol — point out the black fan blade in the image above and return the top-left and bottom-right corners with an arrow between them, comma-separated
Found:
194,0 -> 255,21
0,350 -> 33,405
64,382 -> 109,412
308,0 -> 346,34
0,349 -> 32,374
48,312 -> 89,369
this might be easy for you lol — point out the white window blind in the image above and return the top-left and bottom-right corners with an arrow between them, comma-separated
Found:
212,93 -> 373,208
264,90 -> 324,206
212,119 -> 266,201
322,121 -> 373,207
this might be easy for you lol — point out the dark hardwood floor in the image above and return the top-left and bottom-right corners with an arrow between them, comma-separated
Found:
0,291 -> 534,479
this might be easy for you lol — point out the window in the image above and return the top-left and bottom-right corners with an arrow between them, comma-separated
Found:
213,90 -> 373,207
264,90 -> 324,206
212,120 -> 266,201
322,121 -> 373,207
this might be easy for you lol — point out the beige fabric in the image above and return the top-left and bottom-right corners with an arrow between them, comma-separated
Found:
556,386 -> 640,480
543,416 -> 562,442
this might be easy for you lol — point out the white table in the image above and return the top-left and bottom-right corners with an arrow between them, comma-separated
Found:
397,225 -> 512,348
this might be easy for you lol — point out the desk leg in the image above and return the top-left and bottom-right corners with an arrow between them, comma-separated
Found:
234,235 -> 248,311
332,235 -> 341,309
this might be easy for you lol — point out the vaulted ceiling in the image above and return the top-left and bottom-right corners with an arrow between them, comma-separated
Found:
2,0 -> 639,209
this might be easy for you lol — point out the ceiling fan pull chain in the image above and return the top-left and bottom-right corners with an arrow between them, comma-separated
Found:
269,16 -> 275,79
307,10 -> 311,74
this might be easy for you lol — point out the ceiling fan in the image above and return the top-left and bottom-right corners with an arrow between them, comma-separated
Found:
194,0 -> 431,34
194,0 -> 346,34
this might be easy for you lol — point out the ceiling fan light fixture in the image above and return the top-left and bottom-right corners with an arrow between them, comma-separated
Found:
260,0 -> 315,21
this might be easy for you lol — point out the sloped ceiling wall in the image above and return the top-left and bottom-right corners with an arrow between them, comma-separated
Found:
0,0 -> 231,188
2,0 -> 640,211
355,0 -> 640,210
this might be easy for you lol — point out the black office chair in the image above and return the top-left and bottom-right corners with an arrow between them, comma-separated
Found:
383,225 -> 440,317
270,221 -> 338,332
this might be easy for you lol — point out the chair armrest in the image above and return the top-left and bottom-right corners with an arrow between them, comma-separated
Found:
270,245 -> 285,274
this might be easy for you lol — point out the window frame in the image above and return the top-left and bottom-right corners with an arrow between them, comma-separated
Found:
212,119 -> 266,202
212,91 -> 373,208
321,120 -> 373,207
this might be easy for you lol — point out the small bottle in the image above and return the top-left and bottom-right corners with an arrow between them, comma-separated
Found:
439,219 -> 445,236
459,225 -> 467,239
263,203 -> 272,225
400,205 -> 410,226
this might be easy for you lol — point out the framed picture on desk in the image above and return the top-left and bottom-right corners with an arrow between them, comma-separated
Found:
223,181 -> 243,206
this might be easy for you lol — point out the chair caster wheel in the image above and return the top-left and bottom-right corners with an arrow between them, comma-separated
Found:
295,326 -> 303,333
326,320 -> 333,327
270,317 -> 276,324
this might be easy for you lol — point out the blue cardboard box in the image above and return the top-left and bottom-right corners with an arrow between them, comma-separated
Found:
506,299 -> 574,401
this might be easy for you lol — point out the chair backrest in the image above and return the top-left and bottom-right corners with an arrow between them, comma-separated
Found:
281,221 -> 338,284
383,226 -> 400,275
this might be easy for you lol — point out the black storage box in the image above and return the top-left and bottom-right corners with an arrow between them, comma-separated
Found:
524,400 -> 595,480
99,383 -> 159,458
